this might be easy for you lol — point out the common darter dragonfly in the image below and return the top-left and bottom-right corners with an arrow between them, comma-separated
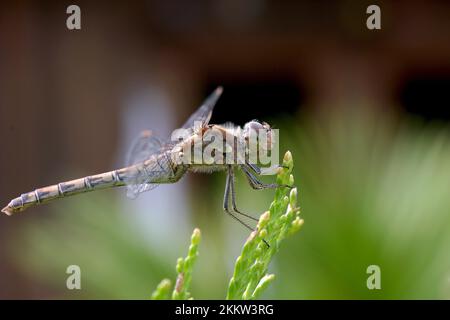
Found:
2,87 -> 291,231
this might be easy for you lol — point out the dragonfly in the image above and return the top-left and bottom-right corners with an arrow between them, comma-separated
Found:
2,87 -> 291,232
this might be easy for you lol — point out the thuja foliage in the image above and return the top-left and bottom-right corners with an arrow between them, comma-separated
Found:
226,151 -> 302,299
151,151 -> 303,300
151,228 -> 201,300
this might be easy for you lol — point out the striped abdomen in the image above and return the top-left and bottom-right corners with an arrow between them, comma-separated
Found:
2,169 -> 129,216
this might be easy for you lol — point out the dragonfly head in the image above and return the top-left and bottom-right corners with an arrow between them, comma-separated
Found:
243,120 -> 274,152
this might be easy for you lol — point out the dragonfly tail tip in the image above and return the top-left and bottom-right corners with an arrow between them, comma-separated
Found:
2,205 -> 13,216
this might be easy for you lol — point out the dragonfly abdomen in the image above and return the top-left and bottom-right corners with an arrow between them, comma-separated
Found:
2,170 -> 126,215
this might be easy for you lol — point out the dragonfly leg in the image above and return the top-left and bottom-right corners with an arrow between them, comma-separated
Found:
246,162 -> 289,176
229,167 -> 259,222
223,168 -> 256,229
245,162 -> 262,175
223,166 -> 270,248
242,164 -> 292,190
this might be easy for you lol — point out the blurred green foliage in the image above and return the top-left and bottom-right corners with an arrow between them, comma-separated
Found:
7,107 -> 450,299
275,108 -> 450,299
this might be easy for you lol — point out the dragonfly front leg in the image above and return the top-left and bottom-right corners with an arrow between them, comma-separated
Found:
242,164 -> 292,190
246,162 -> 288,176
245,162 -> 262,175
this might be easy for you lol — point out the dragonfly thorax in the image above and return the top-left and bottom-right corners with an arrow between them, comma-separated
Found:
170,121 -> 274,169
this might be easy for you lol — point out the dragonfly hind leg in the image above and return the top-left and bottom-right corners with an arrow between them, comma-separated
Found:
223,166 -> 271,247
223,166 -> 259,226
229,166 -> 259,222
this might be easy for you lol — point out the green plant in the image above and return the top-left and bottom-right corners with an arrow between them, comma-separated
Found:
226,151 -> 302,299
151,228 -> 201,300
151,151 -> 303,300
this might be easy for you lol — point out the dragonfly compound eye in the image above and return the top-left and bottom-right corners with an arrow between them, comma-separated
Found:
244,120 -> 273,150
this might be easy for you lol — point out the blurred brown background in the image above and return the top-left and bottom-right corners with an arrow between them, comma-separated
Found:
1,0 -> 450,299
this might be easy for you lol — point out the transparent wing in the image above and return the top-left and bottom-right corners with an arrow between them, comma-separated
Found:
125,165 -> 160,199
124,153 -> 175,199
125,130 -> 167,198
126,130 -> 163,166
181,86 -> 223,132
